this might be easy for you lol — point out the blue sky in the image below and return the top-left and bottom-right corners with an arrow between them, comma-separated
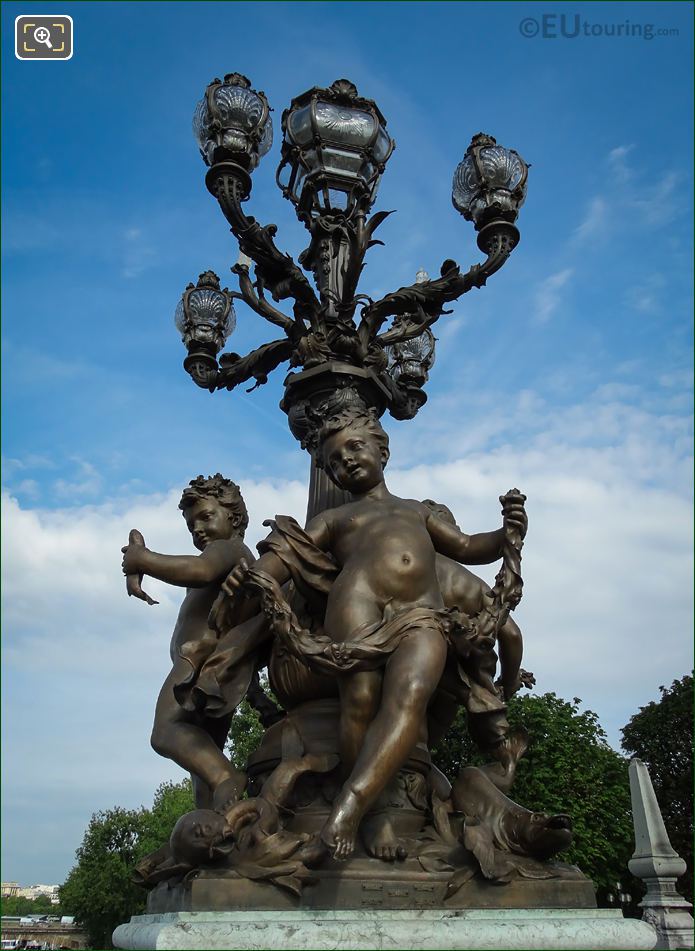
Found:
3,1 -> 693,887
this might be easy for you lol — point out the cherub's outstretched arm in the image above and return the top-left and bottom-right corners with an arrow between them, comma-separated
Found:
121,537 -> 252,588
425,491 -> 527,565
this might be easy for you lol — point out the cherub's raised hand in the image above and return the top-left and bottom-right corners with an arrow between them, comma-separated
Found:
122,529 -> 159,606
500,489 -> 527,541
518,668 -> 536,689
209,559 -> 251,633
221,558 -> 250,600
121,540 -> 148,575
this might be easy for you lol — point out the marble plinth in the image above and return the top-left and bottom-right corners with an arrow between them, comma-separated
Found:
113,908 -> 657,950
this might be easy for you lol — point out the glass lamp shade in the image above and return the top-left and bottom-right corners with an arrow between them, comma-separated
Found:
277,79 -> 394,216
386,327 -> 436,388
193,73 -> 272,170
452,133 -> 528,228
174,271 -> 236,355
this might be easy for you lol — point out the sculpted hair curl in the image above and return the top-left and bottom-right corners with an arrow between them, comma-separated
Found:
178,473 -> 249,536
316,407 -> 390,469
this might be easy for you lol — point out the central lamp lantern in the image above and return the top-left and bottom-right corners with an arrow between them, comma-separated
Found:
276,79 -> 395,218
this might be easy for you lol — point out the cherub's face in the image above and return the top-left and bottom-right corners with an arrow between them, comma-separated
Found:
322,428 -> 386,493
183,497 -> 234,551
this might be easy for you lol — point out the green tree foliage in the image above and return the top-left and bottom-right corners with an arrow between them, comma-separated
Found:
59,780 -> 194,949
621,673 -> 693,899
226,697 -> 265,771
431,692 -> 634,900
59,806 -> 147,949
138,779 -> 196,857
1,894 -> 60,916
59,685 -> 272,950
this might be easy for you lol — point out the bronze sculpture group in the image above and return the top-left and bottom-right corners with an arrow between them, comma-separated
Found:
119,75 -> 596,911
122,407 -> 581,906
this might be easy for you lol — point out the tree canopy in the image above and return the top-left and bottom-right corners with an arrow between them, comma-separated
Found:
59,780 -> 194,949
0,894 -> 60,917
58,699 -> 265,951
621,673 -> 693,900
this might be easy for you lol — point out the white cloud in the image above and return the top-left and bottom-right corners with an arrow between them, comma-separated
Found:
623,273 -> 667,316
574,148 -> 682,248
53,459 -> 103,500
607,144 -> 635,184
531,268 -> 574,324
2,454 -> 56,476
2,341 -> 89,385
659,368 -> 694,391
121,225 -> 158,279
573,197 -> 607,243
630,171 -> 679,228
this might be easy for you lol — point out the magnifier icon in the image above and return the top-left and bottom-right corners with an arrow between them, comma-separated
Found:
34,26 -> 53,49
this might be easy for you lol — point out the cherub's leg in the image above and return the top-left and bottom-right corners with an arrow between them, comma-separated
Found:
187,720 -> 231,809
191,774 -> 212,810
338,671 -> 382,776
191,714 -> 234,808
151,667 -> 245,810
497,617 -> 523,700
336,677 -> 405,862
322,628 -> 447,860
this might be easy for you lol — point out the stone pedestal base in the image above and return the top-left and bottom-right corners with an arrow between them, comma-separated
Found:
113,908 -> 657,950
145,860 -> 595,914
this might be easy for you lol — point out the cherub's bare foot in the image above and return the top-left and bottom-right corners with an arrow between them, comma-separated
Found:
212,770 -> 247,813
320,788 -> 362,861
361,813 -> 407,862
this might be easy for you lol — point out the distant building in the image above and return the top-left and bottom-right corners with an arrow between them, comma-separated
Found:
0,885 -> 19,899
14,885 -> 60,904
